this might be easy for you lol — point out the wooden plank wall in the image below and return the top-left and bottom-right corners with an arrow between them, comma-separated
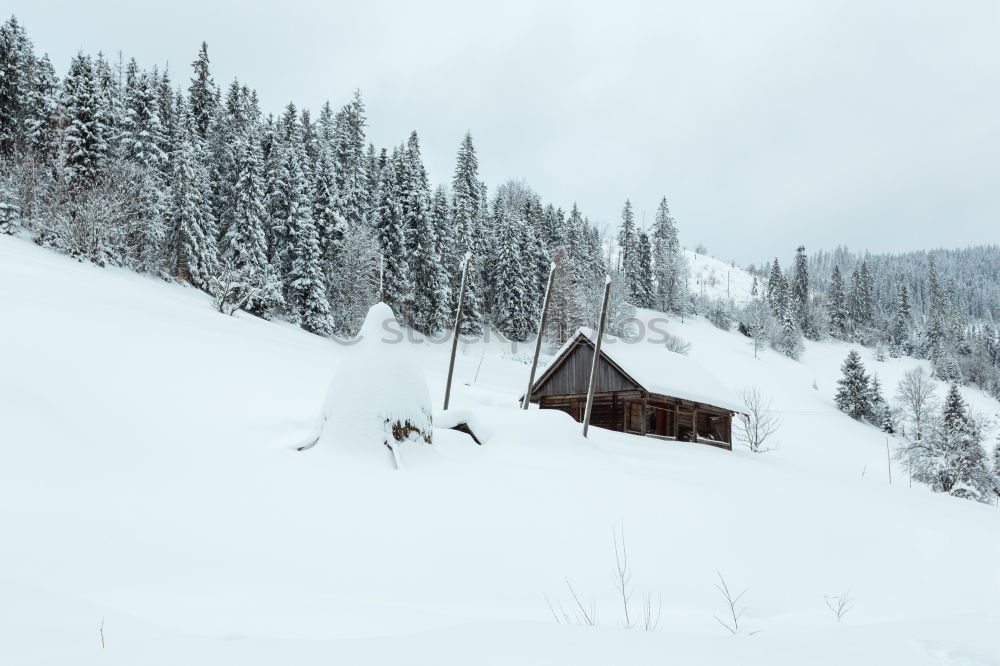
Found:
532,339 -> 638,398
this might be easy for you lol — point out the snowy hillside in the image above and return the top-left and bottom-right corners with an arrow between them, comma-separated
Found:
684,248 -> 757,305
2,235 -> 998,665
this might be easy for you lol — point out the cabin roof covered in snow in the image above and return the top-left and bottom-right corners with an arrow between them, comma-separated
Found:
531,328 -> 747,413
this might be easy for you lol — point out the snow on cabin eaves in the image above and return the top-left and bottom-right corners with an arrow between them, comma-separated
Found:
537,328 -> 747,414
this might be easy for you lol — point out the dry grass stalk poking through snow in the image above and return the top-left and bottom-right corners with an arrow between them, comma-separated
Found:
545,579 -> 598,627
824,591 -> 855,622
713,571 -> 757,635
545,527 -> 662,631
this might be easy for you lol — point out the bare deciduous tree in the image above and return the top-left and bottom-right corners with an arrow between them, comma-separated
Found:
734,387 -> 782,452
895,367 -> 938,442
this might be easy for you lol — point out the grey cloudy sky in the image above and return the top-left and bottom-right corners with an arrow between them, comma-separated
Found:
9,0 -> 999,264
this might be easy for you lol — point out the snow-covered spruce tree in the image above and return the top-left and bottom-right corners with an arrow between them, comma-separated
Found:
23,52 -> 59,162
890,282 -> 912,355
450,132 -> 485,334
401,131 -> 450,334
372,147 -> 412,316
311,141 -> 345,266
286,200 -> 332,335
835,350 -> 874,421
993,441 -> 1000,499
848,261 -> 874,337
119,61 -> 169,271
361,141 -> 382,221
617,199 -> 642,305
331,90 -> 367,229
523,216 -> 551,324
271,110 -> 331,333
265,103 -> 319,299
791,245 -> 816,339
166,97 -> 218,289
120,60 -> 167,167
430,184 -> 455,278
188,42 -> 217,140
636,230 -> 655,308
0,16 -> 35,156
92,52 -> 123,158
651,196 -> 684,314
775,298 -> 803,359
765,259 -> 785,317
909,384 -> 993,502
827,264 -> 848,339
59,53 -> 109,187
491,193 -> 534,341
219,126 -> 282,316
0,173 -> 20,234
868,373 -> 892,432
925,252 -> 953,375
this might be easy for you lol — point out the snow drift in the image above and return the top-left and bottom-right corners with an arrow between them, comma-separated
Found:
316,302 -> 433,468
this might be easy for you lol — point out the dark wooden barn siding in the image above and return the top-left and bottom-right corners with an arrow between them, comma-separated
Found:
532,339 -> 638,398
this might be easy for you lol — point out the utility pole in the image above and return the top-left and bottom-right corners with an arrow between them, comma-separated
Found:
443,255 -> 469,410
583,277 -> 612,438
886,437 -> 892,485
522,263 -> 556,409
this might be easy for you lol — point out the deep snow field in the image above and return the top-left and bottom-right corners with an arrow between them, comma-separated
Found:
1,235 -> 998,665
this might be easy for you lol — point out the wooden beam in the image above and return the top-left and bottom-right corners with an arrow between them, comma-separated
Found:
640,393 -> 647,436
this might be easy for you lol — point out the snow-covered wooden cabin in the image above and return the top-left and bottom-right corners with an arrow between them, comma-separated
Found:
527,329 -> 745,450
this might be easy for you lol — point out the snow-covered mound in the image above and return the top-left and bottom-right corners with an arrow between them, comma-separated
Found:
1,235 -> 998,665
317,302 -> 433,469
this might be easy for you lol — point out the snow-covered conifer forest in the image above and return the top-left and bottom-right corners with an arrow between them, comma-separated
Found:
2,13 -> 999,665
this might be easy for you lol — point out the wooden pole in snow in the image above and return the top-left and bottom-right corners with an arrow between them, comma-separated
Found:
522,263 -> 557,409
582,277 -> 612,438
443,256 -> 470,411
886,437 -> 892,485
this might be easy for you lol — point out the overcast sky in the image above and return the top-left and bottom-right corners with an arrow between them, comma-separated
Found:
9,0 -> 999,265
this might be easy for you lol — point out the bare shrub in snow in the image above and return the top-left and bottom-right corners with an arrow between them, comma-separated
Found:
734,387 -> 781,452
824,591 -> 855,622
713,571 -> 755,635
706,299 -> 733,331
546,527 -> 662,631
639,592 -> 662,632
613,525 -> 634,629
34,160 -> 165,271
545,579 -> 597,626
210,262 -> 283,318
663,331 -> 691,355
211,263 -> 252,315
